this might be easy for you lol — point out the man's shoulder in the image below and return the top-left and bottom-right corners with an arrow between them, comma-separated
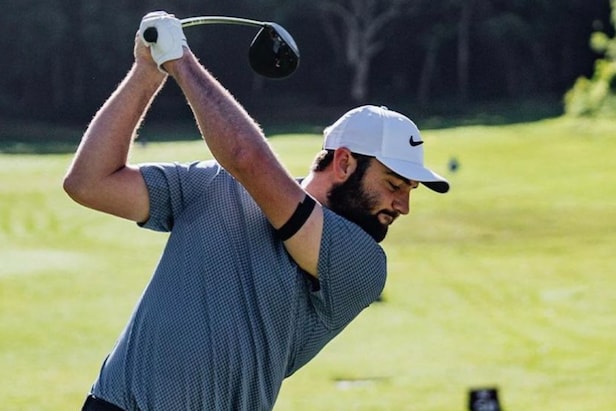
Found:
319,207 -> 386,275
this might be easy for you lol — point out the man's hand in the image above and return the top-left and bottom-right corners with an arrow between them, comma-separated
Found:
133,33 -> 165,77
139,11 -> 188,71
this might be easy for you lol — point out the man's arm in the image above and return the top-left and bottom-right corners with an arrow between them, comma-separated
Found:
164,45 -> 323,277
63,36 -> 167,223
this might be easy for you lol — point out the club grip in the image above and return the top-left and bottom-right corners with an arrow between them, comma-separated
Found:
143,27 -> 158,43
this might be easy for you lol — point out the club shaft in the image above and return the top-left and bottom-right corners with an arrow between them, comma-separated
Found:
142,16 -> 269,43
180,16 -> 266,28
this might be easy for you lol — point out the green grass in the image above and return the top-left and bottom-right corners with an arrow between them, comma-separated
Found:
1,116 -> 615,410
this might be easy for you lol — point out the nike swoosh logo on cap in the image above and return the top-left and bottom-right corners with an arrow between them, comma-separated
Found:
409,135 -> 424,147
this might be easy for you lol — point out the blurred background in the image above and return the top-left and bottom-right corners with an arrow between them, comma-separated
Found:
0,0 -> 613,139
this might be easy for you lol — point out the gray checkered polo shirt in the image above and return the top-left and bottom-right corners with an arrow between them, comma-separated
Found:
89,160 -> 386,410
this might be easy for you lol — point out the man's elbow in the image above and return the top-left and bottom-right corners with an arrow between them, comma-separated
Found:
62,171 -> 92,206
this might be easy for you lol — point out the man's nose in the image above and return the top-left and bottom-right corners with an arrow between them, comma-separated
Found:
393,192 -> 410,215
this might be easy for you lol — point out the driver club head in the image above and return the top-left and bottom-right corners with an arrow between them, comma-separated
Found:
248,23 -> 300,78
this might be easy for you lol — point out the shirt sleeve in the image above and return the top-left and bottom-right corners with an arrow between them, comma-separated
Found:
310,208 -> 387,329
138,160 -> 222,232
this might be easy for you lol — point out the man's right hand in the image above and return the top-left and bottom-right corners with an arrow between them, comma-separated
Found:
139,11 -> 188,71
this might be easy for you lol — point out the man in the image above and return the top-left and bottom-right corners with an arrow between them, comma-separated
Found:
64,11 -> 449,411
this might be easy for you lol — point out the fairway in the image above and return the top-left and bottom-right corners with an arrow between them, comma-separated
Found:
1,117 -> 615,410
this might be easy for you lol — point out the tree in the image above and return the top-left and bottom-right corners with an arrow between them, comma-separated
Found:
565,0 -> 616,117
317,0 -> 419,103
416,23 -> 451,105
456,0 -> 477,102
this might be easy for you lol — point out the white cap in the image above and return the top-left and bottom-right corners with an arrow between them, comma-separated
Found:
323,105 -> 450,193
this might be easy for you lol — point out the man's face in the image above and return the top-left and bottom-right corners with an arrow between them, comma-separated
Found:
327,158 -> 416,242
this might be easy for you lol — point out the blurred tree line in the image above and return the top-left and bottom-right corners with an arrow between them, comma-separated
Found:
0,0 -> 612,127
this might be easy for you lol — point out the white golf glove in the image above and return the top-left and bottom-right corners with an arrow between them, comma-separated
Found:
139,11 -> 188,70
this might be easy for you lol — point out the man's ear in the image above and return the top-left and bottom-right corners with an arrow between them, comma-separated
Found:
332,148 -> 357,182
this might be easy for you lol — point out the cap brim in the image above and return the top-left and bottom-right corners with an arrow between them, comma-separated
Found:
377,157 -> 450,193
421,180 -> 450,194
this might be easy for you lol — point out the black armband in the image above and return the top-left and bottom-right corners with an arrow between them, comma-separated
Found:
275,194 -> 316,241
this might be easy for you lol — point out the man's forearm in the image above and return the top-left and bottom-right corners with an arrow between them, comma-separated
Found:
66,65 -> 166,188
165,52 -> 278,183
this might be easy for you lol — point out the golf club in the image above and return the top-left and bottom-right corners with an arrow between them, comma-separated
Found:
142,16 -> 300,78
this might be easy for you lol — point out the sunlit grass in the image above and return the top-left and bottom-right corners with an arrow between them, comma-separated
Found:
1,117 -> 615,410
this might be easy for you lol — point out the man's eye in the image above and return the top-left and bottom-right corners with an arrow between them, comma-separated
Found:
389,182 -> 400,191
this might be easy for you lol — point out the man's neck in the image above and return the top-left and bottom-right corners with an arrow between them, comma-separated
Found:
301,173 -> 330,208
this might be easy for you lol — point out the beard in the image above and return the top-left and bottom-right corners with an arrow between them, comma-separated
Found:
327,169 -> 395,243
